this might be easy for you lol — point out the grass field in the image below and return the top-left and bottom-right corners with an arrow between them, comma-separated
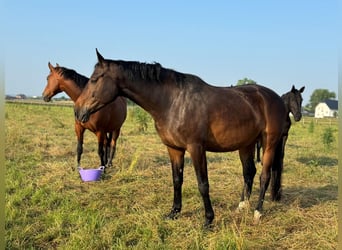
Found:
5,102 -> 338,249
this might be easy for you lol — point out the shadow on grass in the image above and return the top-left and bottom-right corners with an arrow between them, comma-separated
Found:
282,184 -> 337,208
153,153 -> 234,167
296,156 -> 337,167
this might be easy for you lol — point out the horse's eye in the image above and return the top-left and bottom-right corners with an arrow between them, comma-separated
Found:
90,73 -> 104,83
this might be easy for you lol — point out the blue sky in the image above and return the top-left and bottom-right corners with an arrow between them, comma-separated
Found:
4,1 -> 337,105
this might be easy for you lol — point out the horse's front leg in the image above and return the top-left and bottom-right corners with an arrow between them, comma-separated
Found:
75,122 -> 85,169
188,144 -> 214,227
166,146 -> 185,220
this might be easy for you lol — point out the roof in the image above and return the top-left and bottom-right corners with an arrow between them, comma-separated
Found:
323,99 -> 338,110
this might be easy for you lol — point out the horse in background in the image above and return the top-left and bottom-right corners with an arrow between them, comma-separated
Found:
42,62 -> 127,168
256,85 -> 305,162
254,85 -> 304,201
74,50 -> 287,225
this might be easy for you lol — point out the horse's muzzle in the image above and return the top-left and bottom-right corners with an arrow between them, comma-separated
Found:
293,113 -> 302,122
43,95 -> 51,102
75,107 -> 90,123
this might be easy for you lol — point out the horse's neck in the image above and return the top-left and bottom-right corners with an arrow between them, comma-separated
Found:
281,94 -> 291,115
60,79 -> 83,102
122,80 -> 173,118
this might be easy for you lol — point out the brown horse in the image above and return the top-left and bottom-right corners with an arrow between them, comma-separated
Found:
42,62 -> 127,168
74,50 -> 287,225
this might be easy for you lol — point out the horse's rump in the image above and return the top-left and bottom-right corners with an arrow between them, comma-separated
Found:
203,84 -> 284,152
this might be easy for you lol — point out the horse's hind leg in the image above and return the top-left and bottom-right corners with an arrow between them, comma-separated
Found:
256,140 -> 262,163
104,132 -> 112,167
254,137 -> 279,224
107,130 -> 119,167
237,145 -> 256,211
271,135 -> 286,201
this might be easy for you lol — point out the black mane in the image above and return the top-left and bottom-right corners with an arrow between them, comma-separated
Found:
56,67 -> 89,89
99,60 -> 187,84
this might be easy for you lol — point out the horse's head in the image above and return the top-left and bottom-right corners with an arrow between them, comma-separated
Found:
42,62 -> 63,102
287,85 -> 305,121
74,49 -> 121,123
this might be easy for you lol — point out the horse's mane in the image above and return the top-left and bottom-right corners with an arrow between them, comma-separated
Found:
100,60 -> 188,84
281,92 -> 289,102
56,67 -> 89,89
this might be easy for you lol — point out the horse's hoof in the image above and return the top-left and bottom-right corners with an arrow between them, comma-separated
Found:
203,221 -> 214,230
253,210 -> 262,225
236,200 -> 250,212
203,217 -> 214,229
271,191 -> 282,201
165,209 -> 180,220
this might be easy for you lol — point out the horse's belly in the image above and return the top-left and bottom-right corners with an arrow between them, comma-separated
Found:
206,124 -> 261,152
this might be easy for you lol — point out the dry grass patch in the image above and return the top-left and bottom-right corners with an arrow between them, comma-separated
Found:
5,103 -> 337,249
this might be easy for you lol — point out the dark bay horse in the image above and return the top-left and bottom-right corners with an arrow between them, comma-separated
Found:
42,62 -> 127,168
256,85 -> 305,163
74,50 -> 287,225
245,85 -> 305,208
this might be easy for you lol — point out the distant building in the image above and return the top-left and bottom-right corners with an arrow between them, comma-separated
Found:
5,95 -> 16,100
15,94 -> 27,99
314,99 -> 338,118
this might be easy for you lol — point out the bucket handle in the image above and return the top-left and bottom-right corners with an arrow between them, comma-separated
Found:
77,166 -> 104,171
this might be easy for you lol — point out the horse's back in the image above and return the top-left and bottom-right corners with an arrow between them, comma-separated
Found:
235,84 -> 286,134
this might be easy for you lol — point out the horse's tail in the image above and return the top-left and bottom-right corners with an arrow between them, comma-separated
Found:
270,138 -> 284,201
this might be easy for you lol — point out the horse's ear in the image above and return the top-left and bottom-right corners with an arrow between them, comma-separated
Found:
291,85 -> 296,92
48,62 -> 55,72
96,48 -> 105,65
299,86 -> 305,93
56,63 -> 60,67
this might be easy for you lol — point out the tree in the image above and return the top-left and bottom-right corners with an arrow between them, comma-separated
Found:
236,77 -> 257,86
306,89 -> 336,112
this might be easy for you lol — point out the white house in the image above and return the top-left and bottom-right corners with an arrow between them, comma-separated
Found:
314,99 -> 338,118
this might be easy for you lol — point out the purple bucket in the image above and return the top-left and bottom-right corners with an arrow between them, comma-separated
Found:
78,166 -> 105,182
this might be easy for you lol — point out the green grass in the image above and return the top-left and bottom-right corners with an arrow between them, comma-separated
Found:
5,102 -> 338,249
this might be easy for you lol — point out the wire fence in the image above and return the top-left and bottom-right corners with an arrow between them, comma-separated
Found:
6,99 -> 339,127
299,116 -> 338,127
5,99 -> 74,107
